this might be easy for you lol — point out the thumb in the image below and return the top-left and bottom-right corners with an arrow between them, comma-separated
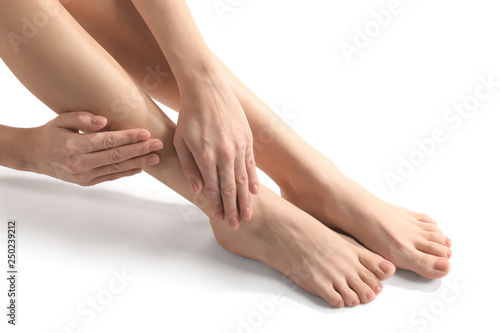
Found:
55,111 -> 107,133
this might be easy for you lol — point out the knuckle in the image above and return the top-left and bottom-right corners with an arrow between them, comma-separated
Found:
102,134 -> 118,149
64,139 -> 80,154
109,163 -> 121,173
75,113 -> 88,125
246,158 -> 256,168
200,151 -> 214,165
182,164 -> 196,177
218,146 -> 234,161
66,158 -> 84,174
204,185 -> 219,198
236,175 -> 248,186
221,185 -> 236,197
234,139 -> 247,152
110,149 -> 124,163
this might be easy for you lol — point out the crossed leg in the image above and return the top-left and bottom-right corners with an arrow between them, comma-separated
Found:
0,0 -> 396,307
62,0 -> 452,279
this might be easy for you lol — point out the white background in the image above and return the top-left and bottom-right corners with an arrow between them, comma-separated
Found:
1,0 -> 499,332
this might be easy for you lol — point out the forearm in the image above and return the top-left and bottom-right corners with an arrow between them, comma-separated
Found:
0,125 -> 34,172
130,0 -> 221,92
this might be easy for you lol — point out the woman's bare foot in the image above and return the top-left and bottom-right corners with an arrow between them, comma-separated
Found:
281,160 -> 452,279
209,187 -> 395,307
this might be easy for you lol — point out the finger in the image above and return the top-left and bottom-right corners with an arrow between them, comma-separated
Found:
82,129 -> 154,153
85,168 -> 143,186
173,139 -> 203,194
87,153 -> 160,180
219,162 -> 240,230
81,139 -> 163,169
246,145 -> 260,195
55,111 -> 108,132
235,153 -> 252,221
193,152 -> 224,223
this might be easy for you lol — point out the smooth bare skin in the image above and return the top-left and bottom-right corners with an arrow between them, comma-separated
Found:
62,0 -> 452,279
0,112 -> 163,185
130,0 -> 260,230
0,0 -> 398,307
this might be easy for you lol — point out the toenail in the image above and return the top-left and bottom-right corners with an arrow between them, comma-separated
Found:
445,238 -> 452,247
379,261 -> 394,274
336,301 -> 344,308
434,258 -> 449,272
366,291 -> 375,301
375,285 -> 382,294
351,299 -> 360,307
447,249 -> 452,258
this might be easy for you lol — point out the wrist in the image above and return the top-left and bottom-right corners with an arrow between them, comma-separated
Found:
173,56 -> 227,93
0,126 -> 36,172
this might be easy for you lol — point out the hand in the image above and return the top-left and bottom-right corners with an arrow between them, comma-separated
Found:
27,111 -> 163,186
173,76 -> 259,230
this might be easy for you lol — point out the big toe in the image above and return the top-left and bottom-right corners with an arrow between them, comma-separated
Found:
415,253 -> 451,279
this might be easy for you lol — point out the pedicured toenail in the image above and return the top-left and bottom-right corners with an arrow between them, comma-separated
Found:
434,258 -> 449,272
379,261 -> 394,274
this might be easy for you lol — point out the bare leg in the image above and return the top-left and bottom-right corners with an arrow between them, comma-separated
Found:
64,0 -> 452,279
0,0 -> 395,306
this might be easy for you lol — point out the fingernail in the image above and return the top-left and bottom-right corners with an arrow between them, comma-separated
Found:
434,258 -> 449,272
229,217 -> 239,230
137,130 -> 151,141
243,207 -> 252,220
190,180 -> 200,194
91,116 -> 106,125
251,184 -> 260,194
149,141 -> 163,151
146,155 -> 160,166
215,212 -> 224,222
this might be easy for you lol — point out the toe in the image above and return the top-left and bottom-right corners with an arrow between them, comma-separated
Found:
415,212 -> 435,224
424,232 -> 451,247
321,286 -> 345,308
359,269 -> 383,295
337,282 -> 361,307
414,252 -> 451,279
416,239 -> 451,259
347,276 -> 376,304
417,221 -> 442,233
359,251 -> 396,281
